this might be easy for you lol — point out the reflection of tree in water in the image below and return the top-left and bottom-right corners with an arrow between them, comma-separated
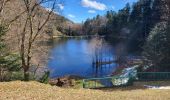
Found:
90,37 -> 114,67
89,37 -> 116,77
93,37 -> 104,67
114,42 -> 128,64
91,62 -> 116,77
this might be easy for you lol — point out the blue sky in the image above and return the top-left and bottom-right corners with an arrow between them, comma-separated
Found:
57,0 -> 137,23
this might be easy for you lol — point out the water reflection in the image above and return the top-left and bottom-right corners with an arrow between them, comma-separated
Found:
48,37 -> 119,78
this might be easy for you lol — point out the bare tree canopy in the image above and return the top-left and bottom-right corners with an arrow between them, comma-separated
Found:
0,0 -> 64,81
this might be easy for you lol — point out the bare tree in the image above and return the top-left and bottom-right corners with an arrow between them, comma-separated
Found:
19,0 -> 62,81
0,0 -> 11,16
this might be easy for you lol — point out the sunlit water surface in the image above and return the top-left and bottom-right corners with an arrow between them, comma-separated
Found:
48,38 -> 120,78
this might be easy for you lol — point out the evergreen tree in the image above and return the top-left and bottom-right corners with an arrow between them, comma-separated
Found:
141,0 -> 152,37
0,24 -> 21,81
143,22 -> 170,71
106,11 -> 118,36
129,2 -> 143,25
151,0 -> 170,25
118,3 -> 130,26
0,25 -> 6,53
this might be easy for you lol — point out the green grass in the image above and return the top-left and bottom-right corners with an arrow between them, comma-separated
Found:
72,80 -> 83,88
73,80 -> 104,89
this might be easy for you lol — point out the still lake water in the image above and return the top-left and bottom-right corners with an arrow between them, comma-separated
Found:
48,37 -> 121,78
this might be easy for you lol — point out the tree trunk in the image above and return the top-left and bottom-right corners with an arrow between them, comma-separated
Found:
24,66 -> 29,81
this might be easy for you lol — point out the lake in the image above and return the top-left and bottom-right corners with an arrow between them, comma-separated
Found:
48,37 -> 126,78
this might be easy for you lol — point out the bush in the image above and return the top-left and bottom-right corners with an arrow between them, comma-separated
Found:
0,53 -> 22,81
0,24 -> 22,81
39,71 -> 50,84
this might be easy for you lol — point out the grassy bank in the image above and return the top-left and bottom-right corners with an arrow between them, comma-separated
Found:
0,81 -> 170,100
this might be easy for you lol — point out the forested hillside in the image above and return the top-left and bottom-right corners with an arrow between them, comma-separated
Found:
82,0 -> 170,71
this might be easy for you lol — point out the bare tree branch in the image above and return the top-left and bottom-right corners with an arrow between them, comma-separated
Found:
0,0 -> 11,15
19,0 -> 62,81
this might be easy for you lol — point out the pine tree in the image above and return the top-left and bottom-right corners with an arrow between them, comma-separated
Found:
118,3 -> 130,26
0,24 -> 21,81
151,0 -> 170,25
143,22 -> 170,71
141,0 -> 152,37
129,2 -> 143,24
0,24 -> 7,57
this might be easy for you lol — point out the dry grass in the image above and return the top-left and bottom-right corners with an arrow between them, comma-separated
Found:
0,81 -> 170,100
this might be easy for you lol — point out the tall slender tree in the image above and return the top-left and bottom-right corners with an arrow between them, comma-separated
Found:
19,0 -> 62,81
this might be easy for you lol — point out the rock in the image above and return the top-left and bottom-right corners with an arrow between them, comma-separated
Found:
56,78 -> 64,87
49,75 -> 84,87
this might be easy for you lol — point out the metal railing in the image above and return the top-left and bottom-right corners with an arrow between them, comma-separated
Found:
83,72 -> 170,88
83,76 -> 134,89
137,72 -> 170,81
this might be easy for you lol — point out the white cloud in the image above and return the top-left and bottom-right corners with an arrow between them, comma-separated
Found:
88,10 -> 96,13
45,8 -> 59,14
58,4 -> 64,10
45,8 -> 52,12
111,6 -> 115,10
81,0 -> 107,11
68,14 -> 75,18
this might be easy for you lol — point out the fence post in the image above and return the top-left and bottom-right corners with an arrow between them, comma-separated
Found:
83,79 -> 85,88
